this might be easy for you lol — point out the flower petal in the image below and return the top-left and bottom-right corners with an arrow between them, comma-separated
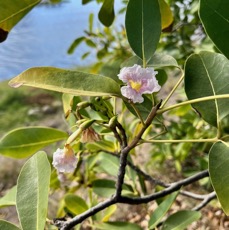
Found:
121,86 -> 144,103
118,64 -> 161,103
52,147 -> 77,173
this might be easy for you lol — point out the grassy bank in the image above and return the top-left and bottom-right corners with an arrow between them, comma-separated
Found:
0,80 -> 64,137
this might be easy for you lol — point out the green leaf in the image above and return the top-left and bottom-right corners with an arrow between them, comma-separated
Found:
0,127 -> 68,158
125,0 -> 161,61
149,191 -> 178,229
184,51 -> 229,127
156,69 -> 168,87
124,95 -> 153,120
121,53 -> 179,69
16,151 -> 51,230
94,221 -> 142,230
159,0 -> 173,30
0,186 -> 16,208
0,220 -> 21,230
209,142 -> 229,215
0,0 -> 41,42
162,210 -> 201,230
9,67 -> 121,97
102,205 -> 117,222
199,0 -> 229,59
98,0 -> 115,27
67,37 -> 85,54
86,140 -> 115,153
98,152 -> 119,177
92,179 -> 134,198
64,194 -> 88,215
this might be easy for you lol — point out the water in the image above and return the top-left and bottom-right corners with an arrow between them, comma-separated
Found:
0,1 -> 124,81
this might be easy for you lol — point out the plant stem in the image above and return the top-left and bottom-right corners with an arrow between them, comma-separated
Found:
158,94 -> 229,114
131,102 -> 145,125
142,137 -> 217,144
160,70 -> 184,108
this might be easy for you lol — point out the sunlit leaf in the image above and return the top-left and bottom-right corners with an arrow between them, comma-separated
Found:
0,0 -> 41,42
16,151 -> 51,230
125,0 -> 161,61
0,186 -> 16,208
159,0 -> 173,30
0,127 -> 68,158
162,210 -> 201,230
64,194 -> 88,215
86,140 -> 115,153
9,67 -> 121,97
94,221 -> 142,230
149,191 -> 178,229
0,220 -> 21,230
102,205 -> 117,222
98,0 -> 115,27
199,0 -> 229,59
209,141 -> 229,215
185,51 -> 229,127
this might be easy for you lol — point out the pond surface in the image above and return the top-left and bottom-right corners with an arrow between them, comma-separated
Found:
0,1 -> 123,81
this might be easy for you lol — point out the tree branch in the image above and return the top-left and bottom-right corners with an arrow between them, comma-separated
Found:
118,170 -> 209,204
192,192 -> 216,211
54,103 -> 210,230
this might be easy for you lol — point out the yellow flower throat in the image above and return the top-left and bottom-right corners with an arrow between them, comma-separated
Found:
129,80 -> 142,92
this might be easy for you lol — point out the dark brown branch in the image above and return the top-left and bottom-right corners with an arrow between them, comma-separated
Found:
56,169 -> 209,230
118,170 -> 209,204
59,198 -> 116,230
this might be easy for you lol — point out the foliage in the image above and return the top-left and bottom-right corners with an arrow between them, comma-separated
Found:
0,0 -> 229,229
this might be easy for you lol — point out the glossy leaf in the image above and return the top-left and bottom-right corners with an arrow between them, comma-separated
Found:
149,191 -> 178,229
94,221 -> 142,230
125,0 -> 161,61
0,0 -> 40,42
162,210 -> 201,230
159,0 -> 173,30
64,194 -> 88,215
185,51 -> 229,127
0,127 -> 68,158
199,0 -> 229,59
0,220 -> 21,230
9,67 -> 121,97
98,0 -> 115,27
0,186 -> 16,208
209,142 -> 229,215
16,151 -> 51,230
121,53 -> 179,69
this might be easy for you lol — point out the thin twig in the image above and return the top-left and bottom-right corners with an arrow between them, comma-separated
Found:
192,192 -> 216,211
180,190 -> 210,200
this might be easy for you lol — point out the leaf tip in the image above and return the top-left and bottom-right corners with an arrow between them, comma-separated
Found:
8,80 -> 23,88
